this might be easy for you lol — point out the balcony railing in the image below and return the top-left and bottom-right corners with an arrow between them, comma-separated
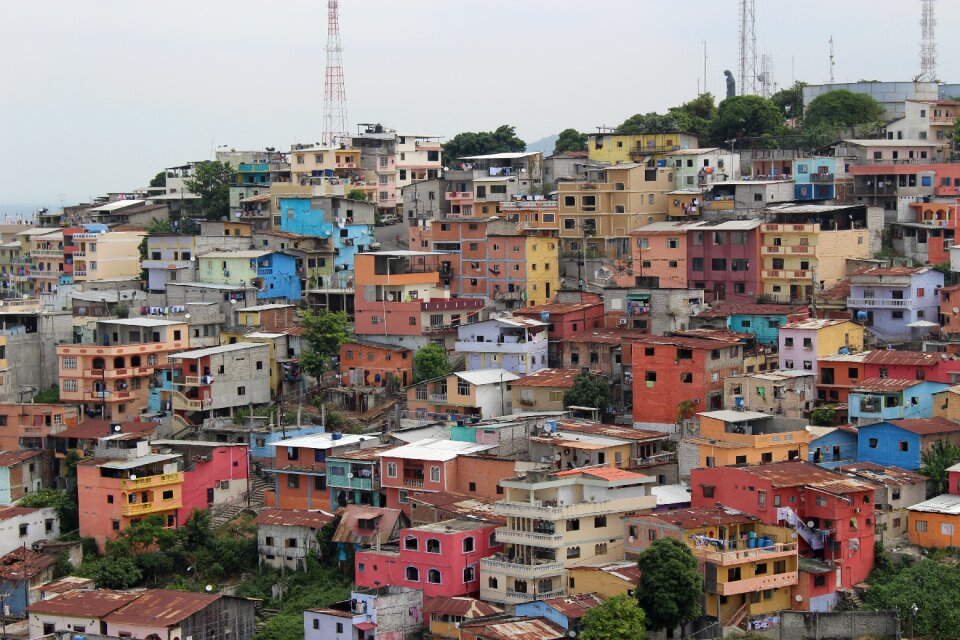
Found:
715,571 -> 798,595
495,527 -> 565,547
693,541 -> 797,565
84,366 -> 153,379
762,223 -> 818,233
121,500 -> 182,517
120,472 -> 183,491
502,589 -> 565,603
428,393 -> 448,402
808,173 -> 835,183
403,478 -> 424,488
87,390 -> 131,401
761,245 -> 814,255
480,557 -> 565,579
931,115 -> 956,125
762,269 -> 813,280
172,390 -> 204,411
846,297 -> 911,308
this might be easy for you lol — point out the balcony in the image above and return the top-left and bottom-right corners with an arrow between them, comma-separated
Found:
762,269 -> 812,280
808,173 -> 835,183
327,475 -> 375,490
715,571 -> 798,595
493,291 -> 525,301
87,390 -> 131,402
931,115 -> 956,125
846,297 -> 912,308
693,541 -> 797,566
445,191 -> 475,203
495,527 -> 565,547
454,339 -> 539,354
121,499 -> 182,517
494,496 -> 655,520
403,478 -> 424,488
480,557 -> 565,579
336,161 -> 358,169
761,245 -> 814,256
428,393 -> 448,403
120,472 -> 183,491
502,589 -> 565,604
762,223 -> 818,233
172,390 -> 204,411
257,267 -> 273,276
84,366 -> 154,379
31,249 -> 63,257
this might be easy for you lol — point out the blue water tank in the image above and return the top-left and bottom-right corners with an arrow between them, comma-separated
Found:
735,396 -> 745,409
540,311 -> 550,322
545,420 -> 557,432
656,159 -> 667,167
856,310 -> 869,320
332,431 -> 343,440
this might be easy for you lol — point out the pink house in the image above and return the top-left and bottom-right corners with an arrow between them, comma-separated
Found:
354,519 -> 501,597
150,441 -> 249,523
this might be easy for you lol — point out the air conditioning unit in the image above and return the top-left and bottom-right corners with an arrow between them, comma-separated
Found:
692,397 -> 701,404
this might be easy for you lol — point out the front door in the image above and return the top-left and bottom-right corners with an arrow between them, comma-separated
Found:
207,487 -> 215,505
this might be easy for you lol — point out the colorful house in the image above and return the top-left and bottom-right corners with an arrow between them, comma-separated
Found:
511,368 -> 579,413
514,298 -> 605,367
691,462 -> 876,593
327,445 -> 394,510
857,417 -> 960,470
355,519 -> 501,597
686,220 -> 764,303
862,349 -> 960,384
339,340 -> 413,388
816,351 -> 870,404
692,303 -> 809,345
198,250 -> 301,301
149,440 -> 249,523
406,369 -> 520,422
0,450 -> 44,504
847,378 -> 948,425
514,593 -> 606,636
793,157 -> 836,201
424,596 -> 502,639
838,462 -> 927,542
565,562 -> 640,599
807,426 -> 858,468
625,506 -> 798,626
778,319 -> 864,377
847,266 -> 943,341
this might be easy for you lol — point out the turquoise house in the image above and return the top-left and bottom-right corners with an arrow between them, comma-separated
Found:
848,379 -> 947,426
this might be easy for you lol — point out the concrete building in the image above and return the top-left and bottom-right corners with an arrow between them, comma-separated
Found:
198,250 -> 301,302
143,232 -> 251,293
455,317 -> 549,375
802,81 -> 944,121
692,303 -> 808,345
724,370 -> 816,418
327,445 -> 394,510
586,132 -> 699,165
167,342 -> 272,431
255,509 -> 335,571
405,369 -> 520,422
304,587 -> 423,640
511,368 -> 578,413
848,379 -> 947,425
479,466 -> 656,606
0,450 -> 44,504
847,266 -> 943,341
57,318 -> 188,421
838,462 -> 927,544
0,506 -> 60,556
777,319 -> 865,377
857,417 -> 960,470
667,147 -> 739,190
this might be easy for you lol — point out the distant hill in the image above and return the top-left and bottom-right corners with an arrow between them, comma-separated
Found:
525,134 -> 559,155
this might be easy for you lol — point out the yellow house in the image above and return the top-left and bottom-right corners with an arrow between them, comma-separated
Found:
625,506 -> 798,626
566,561 -> 639,599
424,597 -> 502,639
290,145 -> 361,184
778,319 -> 864,368
523,236 -> 560,307
70,230 -> 146,282
512,368 -> 578,412
680,410 -> 811,473
933,386 -> 960,422
587,132 -> 700,165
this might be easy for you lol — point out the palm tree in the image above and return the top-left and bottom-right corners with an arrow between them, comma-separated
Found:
920,439 -> 960,496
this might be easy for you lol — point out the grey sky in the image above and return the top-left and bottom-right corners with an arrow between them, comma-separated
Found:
1,0 -> 956,209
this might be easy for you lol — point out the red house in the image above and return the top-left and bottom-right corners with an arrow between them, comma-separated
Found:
691,462 -> 875,593
150,441 -> 250,523
686,219 -> 763,303
354,519 -> 501,597
631,334 -> 744,431
514,297 -> 605,367
863,350 -> 960,385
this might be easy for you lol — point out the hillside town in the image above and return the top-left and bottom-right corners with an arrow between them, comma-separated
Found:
6,2 -> 960,640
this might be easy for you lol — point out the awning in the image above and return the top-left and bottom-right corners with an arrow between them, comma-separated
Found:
906,320 -> 938,328
354,622 -> 377,631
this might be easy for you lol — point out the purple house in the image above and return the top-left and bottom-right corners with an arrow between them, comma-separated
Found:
686,219 -> 763,303
847,266 -> 943,340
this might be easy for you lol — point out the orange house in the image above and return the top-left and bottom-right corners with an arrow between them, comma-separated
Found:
77,448 -> 185,551
630,222 -> 691,289
376,439 -> 513,511
0,403 -> 78,451
940,285 -> 960,338
908,494 -> 960,548
816,351 -> 870,404
57,318 -> 188,421
340,340 -> 413,387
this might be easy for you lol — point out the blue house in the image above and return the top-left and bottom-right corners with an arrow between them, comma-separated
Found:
255,252 -> 301,301
695,303 -> 808,346
793,157 -> 835,200
808,425 -> 859,468
515,593 -> 605,634
279,197 -> 376,288
249,425 -> 327,463
0,547 -> 59,616
857,417 -> 960,470
848,379 -> 947,426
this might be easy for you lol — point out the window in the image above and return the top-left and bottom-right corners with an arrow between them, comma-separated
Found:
815,495 -> 827,507
813,575 -> 827,588
489,576 -> 498,588
702,485 -> 715,498
427,569 -> 442,584
943,523 -> 955,536
162,490 -> 174,500
667,238 -> 679,249
915,520 -> 928,533
595,542 -> 608,555
899,441 -> 909,452
680,372 -> 693,383
62,356 -> 77,369
63,380 -> 77,392
387,462 -> 398,477
594,515 -> 607,528
406,566 -> 420,581
692,257 -> 704,271
237,386 -> 246,396
758,490 -> 767,508
430,465 -> 440,482
869,438 -> 879,448
426,538 -> 441,553
566,518 -> 580,531
464,566 -> 476,582
463,537 -> 475,553
287,476 -> 299,489
18,524 -> 27,537
256,361 -> 263,370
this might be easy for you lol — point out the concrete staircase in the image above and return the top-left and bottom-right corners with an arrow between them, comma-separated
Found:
248,473 -> 272,509
210,503 -> 246,527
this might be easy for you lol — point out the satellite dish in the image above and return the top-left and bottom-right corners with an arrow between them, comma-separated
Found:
347,473 -> 354,479
129,475 -> 137,481
183,314 -> 191,320
190,256 -> 196,262
205,585 -> 213,592
795,595 -> 803,602
553,454 -> 561,461
807,521 -> 815,528
953,307 -> 958,315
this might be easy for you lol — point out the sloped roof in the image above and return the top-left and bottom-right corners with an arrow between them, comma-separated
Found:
331,506 -> 405,545
425,596 -> 502,618
104,589 -> 220,626
873,417 -> 960,436
254,509 -> 335,529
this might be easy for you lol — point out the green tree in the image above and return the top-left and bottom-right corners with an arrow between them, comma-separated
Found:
770,81 -> 808,120
580,594 -> 648,640
150,171 -> 167,189
803,89 -> 884,129
865,559 -> 960,639
810,406 -> 836,427
413,343 -> 451,383
668,93 -> 718,141
33,385 -> 60,403
346,188 -> 368,201
920,439 -> 960,494
184,160 -> 235,221
299,309 -> 351,380
617,112 -> 685,135
19,488 -> 77,532
443,125 -> 526,161
708,95 -> 784,146
553,128 -> 588,154
563,371 -> 613,413
91,556 -> 143,589
676,400 -> 697,424
636,538 -> 703,632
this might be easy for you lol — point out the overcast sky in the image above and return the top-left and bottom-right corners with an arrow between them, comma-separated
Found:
1,0 -> 956,210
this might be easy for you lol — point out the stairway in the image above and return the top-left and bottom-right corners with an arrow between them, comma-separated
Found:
726,601 -> 750,628
777,507 -> 826,550
248,468 -> 273,510
840,589 -> 864,609
210,503 -> 246,527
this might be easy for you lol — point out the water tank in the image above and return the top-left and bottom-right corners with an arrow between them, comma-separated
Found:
856,310 -> 868,320
545,420 -> 557,432
540,311 -> 550,322
735,396 -> 744,409
332,432 -> 343,440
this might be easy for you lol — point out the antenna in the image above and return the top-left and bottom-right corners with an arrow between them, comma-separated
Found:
702,40 -> 708,95
758,52 -> 776,98
920,0 -> 937,82
738,0 -> 757,96
322,0 -> 349,147
829,35 -> 835,83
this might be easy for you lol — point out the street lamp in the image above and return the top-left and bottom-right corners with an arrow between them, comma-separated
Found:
910,603 -> 918,640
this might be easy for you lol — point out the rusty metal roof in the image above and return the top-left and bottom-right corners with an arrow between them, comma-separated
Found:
409,492 -> 503,524
540,593 -> 606,619
104,589 -> 220,626
332,506 -> 406,544
425,596 -> 502,618
863,350 -> 945,366
512,368 -> 580,388
328,445 -> 397,461
838,462 -> 927,487
630,506 -> 757,529
27,589 -> 140,617
695,303 -> 807,319
736,461 -> 874,493
458,616 -> 567,640
37,576 -> 96,594
0,449 -> 43,467
254,509 -> 335,529
875,417 -> 960,436
555,422 -> 667,442
0,547 -> 57,580
852,378 -> 922,393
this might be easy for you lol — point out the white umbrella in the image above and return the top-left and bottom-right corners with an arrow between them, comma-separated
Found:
906,320 -> 938,328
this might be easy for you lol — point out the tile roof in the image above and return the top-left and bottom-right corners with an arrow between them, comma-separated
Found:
105,589 -> 220,626
817,278 -> 851,302
874,417 -> 960,436
0,450 -> 43,467
0,506 -> 41,521
669,328 -> 754,342
570,561 -> 641,585
512,368 -> 580,388
254,509 -> 335,529
331,506 -> 405,545
852,378 -> 923,392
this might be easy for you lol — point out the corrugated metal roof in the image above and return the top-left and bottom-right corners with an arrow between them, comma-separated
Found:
104,589 -> 220,626
698,410 -> 771,422
852,378 -> 923,392
27,589 -> 140,617
908,494 -> 960,514
169,342 -> 266,359
254,509 -> 335,529
268,432 -> 377,450
98,453 -> 181,470
425,596 -> 502,618
540,593 -> 605,619
512,368 -> 579,388
378,438 -> 496,462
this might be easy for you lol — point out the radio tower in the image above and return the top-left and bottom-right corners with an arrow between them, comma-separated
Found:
738,0 -> 758,96
920,0 -> 938,82
323,0 -> 349,147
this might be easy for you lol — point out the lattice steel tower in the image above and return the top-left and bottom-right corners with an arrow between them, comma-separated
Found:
738,0 -> 757,96
920,0 -> 938,82
323,0 -> 349,146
